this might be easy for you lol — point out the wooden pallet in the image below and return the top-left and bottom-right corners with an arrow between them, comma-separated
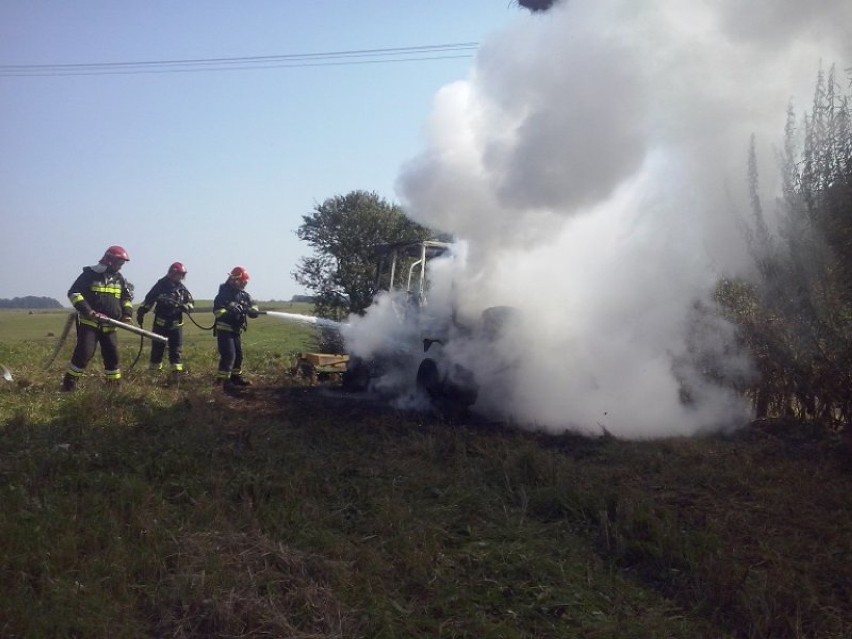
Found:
294,352 -> 350,384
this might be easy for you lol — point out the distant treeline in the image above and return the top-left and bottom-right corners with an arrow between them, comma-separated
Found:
0,296 -> 63,309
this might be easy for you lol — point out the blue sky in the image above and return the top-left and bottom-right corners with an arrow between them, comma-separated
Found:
0,1 -> 523,303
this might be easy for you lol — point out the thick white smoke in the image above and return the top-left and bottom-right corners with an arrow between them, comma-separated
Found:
352,0 -> 852,437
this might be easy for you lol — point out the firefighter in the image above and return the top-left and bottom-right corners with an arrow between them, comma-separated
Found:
61,245 -> 134,392
212,266 -> 260,389
136,262 -> 195,380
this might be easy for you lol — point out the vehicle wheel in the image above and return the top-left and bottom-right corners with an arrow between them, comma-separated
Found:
416,358 -> 442,399
342,357 -> 370,392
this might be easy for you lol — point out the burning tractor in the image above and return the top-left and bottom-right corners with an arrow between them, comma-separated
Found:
338,240 -> 520,417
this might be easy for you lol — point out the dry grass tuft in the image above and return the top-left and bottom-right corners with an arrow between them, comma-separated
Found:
154,530 -> 362,638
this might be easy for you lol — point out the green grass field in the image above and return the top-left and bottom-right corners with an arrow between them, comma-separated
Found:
1,308 -> 851,638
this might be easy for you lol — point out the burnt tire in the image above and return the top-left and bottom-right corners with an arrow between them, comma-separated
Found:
416,358 -> 442,399
342,358 -> 371,392
417,359 -> 477,421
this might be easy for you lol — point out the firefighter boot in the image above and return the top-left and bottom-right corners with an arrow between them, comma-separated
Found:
229,374 -> 251,387
215,377 -> 241,395
61,373 -> 77,392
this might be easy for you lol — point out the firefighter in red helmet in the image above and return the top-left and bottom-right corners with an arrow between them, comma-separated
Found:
212,266 -> 260,390
136,261 -> 195,381
61,245 -> 134,391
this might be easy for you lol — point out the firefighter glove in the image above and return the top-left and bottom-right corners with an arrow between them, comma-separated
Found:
136,309 -> 146,324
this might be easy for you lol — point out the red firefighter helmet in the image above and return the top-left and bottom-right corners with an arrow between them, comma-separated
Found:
168,262 -> 187,276
100,245 -> 130,267
229,266 -> 250,283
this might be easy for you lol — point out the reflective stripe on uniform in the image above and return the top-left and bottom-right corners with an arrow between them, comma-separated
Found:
90,285 -> 122,297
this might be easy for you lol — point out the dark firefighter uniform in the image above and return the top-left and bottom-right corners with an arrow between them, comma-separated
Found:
213,267 -> 259,387
137,268 -> 194,374
62,246 -> 133,391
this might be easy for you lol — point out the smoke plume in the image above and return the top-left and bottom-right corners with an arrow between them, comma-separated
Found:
362,0 -> 851,437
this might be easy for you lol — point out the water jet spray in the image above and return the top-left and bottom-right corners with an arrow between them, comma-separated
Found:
265,311 -> 347,332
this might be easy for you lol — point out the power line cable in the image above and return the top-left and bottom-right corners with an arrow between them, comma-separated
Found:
0,55 -> 476,77
0,42 -> 479,77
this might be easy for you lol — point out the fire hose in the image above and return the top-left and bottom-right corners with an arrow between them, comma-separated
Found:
185,311 -> 215,331
127,323 -> 146,372
135,306 -> 258,336
95,316 -> 168,375
38,309 -> 326,376
98,316 -> 169,343
43,312 -> 168,371
42,312 -> 78,369
128,307 -> 253,370
123,311 -> 215,372
184,308 -> 269,331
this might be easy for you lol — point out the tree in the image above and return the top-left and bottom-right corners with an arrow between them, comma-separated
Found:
293,190 -> 432,319
717,65 -> 852,423
0,296 -> 63,309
